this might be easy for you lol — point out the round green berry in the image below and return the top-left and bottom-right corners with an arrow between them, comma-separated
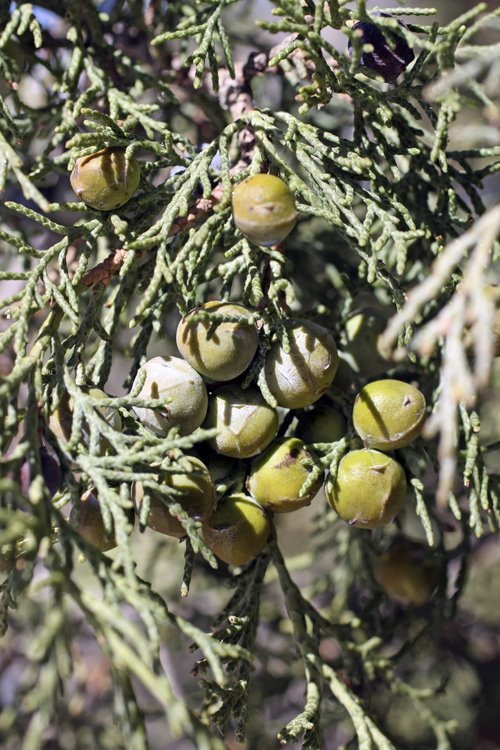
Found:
326,449 -> 407,529
202,493 -> 270,566
70,147 -> 140,211
265,319 -> 339,409
247,437 -> 323,513
132,457 -> 215,538
353,379 -> 426,451
132,356 -> 208,437
204,385 -> 278,459
231,174 -> 298,247
176,300 -> 259,381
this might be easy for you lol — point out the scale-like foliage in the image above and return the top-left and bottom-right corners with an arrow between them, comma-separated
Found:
1,1 -> 500,748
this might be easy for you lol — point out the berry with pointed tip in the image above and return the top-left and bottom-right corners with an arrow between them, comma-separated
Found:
247,437 -> 323,513
176,300 -> 259,381
70,147 -> 141,210
353,379 -> 426,451
232,174 -> 298,247
326,449 -> 407,529
132,356 -> 208,437
202,493 -> 270,566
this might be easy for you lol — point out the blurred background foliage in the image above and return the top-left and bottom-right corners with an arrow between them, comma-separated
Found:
1,1 -> 500,749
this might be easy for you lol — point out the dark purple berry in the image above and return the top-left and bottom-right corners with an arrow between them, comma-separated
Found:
40,446 -> 63,498
348,14 -> 414,83
20,445 -> 62,499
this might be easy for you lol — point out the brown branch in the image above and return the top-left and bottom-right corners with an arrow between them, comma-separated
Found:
80,189 -> 223,288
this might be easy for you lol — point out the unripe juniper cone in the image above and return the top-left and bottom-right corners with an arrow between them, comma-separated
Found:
132,356 -> 208,437
297,404 -> 346,444
348,14 -> 415,83
353,379 -> 426,451
341,308 -> 393,377
377,537 -> 440,605
204,384 -> 279,459
132,457 -> 215,538
326,449 -> 407,529
265,319 -> 339,409
48,386 -> 122,454
202,493 -> 270,566
176,300 -> 259,381
70,146 -> 141,210
70,488 -> 121,552
231,174 -> 298,246
247,437 -> 323,513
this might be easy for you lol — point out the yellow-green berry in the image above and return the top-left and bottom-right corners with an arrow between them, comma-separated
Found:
132,356 -> 208,437
353,379 -> 426,451
326,449 -> 407,529
204,385 -> 278,459
70,147 -> 141,211
247,437 -> 323,513
232,174 -> 298,247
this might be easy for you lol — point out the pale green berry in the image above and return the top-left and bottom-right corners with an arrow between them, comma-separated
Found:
265,319 -> 339,409
232,174 -> 298,247
176,300 -> 259,381
132,356 -> 208,437
204,385 -> 278,459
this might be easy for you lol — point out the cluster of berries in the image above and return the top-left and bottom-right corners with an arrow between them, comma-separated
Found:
49,296 -> 431,585
60,15 -> 426,589
59,301 -> 339,566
